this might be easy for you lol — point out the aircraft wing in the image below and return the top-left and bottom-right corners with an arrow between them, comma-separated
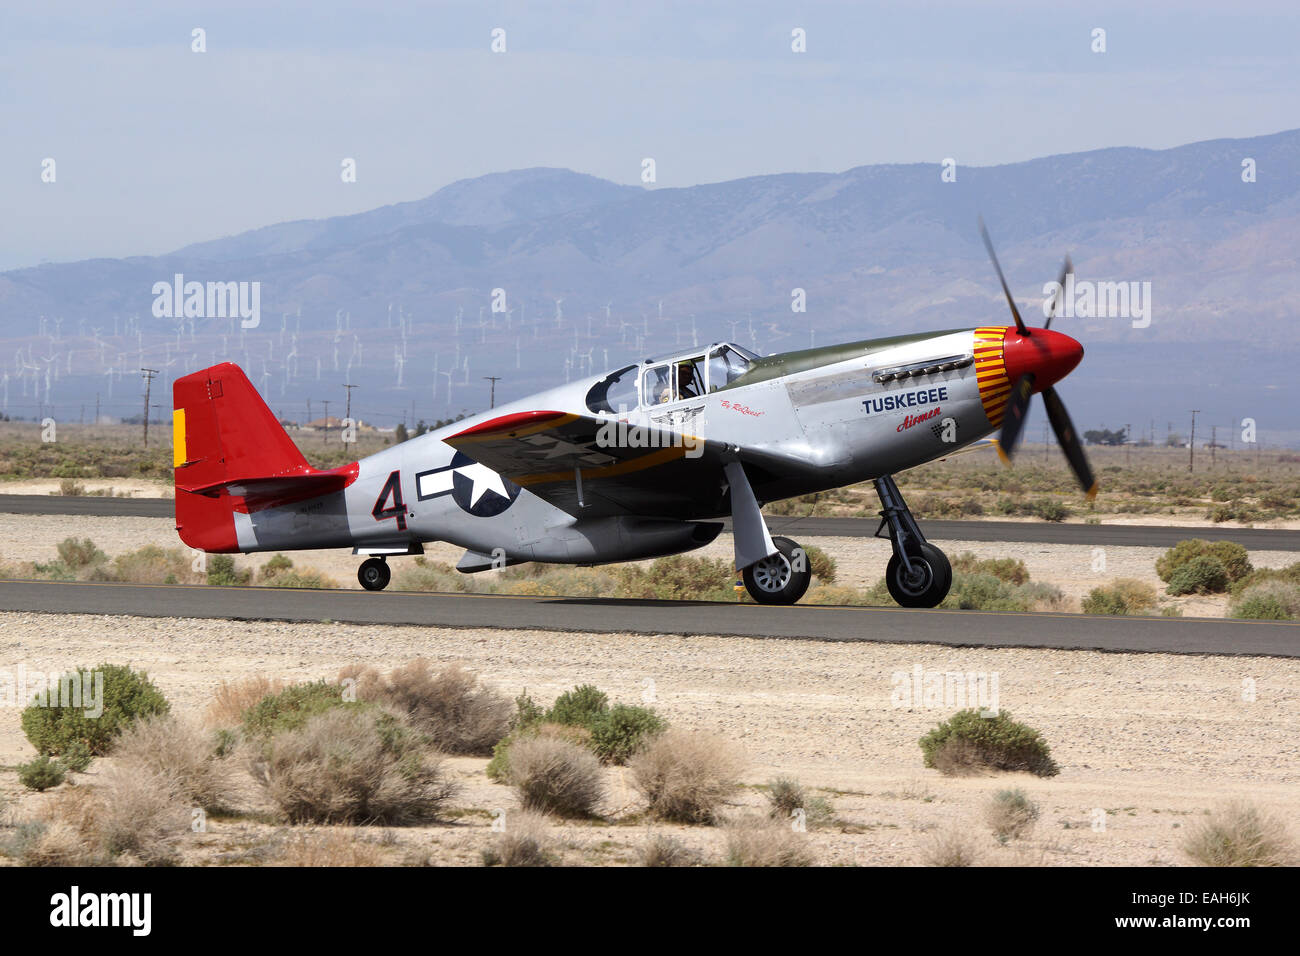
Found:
442,409 -> 792,518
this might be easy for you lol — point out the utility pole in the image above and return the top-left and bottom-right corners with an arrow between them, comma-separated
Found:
1211,425 -> 1217,468
307,399 -> 312,424
1188,410 -> 1200,473
483,375 -> 502,409
140,368 -> 158,447
342,384 -> 358,445
322,400 -> 330,444
95,393 -> 100,426
1125,423 -> 1131,466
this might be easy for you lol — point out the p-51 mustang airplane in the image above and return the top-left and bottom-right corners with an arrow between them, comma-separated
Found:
172,223 -> 1096,606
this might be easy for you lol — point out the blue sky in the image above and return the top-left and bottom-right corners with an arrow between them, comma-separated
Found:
2,0 -> 1297,269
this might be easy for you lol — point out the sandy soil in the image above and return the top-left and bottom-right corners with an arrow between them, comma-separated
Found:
0,513 -> 1293,619
0,612 -> 1294,866
0,479 -> 171,498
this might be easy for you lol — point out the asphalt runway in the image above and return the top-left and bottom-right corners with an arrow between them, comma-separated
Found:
4,494 -> 1298,550
1,579 -> 1295,657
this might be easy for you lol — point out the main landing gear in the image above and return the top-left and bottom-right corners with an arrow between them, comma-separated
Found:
742,535 -> 813,605
874,475 -> 951,608
358,556 -> 392,591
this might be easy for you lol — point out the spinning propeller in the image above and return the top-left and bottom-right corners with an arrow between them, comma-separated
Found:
978,217 -> 1098,500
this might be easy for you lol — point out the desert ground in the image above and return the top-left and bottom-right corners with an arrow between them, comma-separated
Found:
0,611 -> 1295,866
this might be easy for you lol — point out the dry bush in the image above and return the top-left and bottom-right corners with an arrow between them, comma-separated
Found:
252,708 -> 458,825
340,660 -> 511,756
922,828 -> 982,866
29,766 -> 193,866
206,675 -> 287,728
640,832 -> 701,867
1182,801 -> 1294,866
275,830 -> 384,867
723,818 -> 815,867
765,776 -> 835,829
482,810 -> 554,867
506,735 -> 604,817
113,713 -> 238,812
629,729 -> 743,824
984,788 -> 1040,842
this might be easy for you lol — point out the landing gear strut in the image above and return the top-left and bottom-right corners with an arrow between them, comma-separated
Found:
358,556 -> 391,591
874,475 -> 951,608
742,535 -> 813,605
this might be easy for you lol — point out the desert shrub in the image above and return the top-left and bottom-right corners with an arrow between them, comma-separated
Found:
614,555 -> 735,602
765,776 -> 834,829
941,573 -> 1029,612
799,544 -> 837,584
481,810 -> 553,867
342,660 -> 511,756
588,704 -> 665,764
1230,562 -> 1300,596
1015,580 -> 1067,611
920,709 -> 1060,778
258,554 -> 294,581
276,831 -> 384,867
984,788 -> 1040,841
392,559 -> 467,593
1166,555 -> 1229,595
921,828 -> 981,866
110,545 -> 202,584
723,819 -> 815,867
205,675 -> 287,728
112,714 -> 238,812
1033,499 -> 1070,522
93,765 -> 193,864
240,680 -> 349,740
21,663 -> 169,757
641,833 -> 700,867
487,722 -> 592,782
1230,581 -> 1300,621
510,692 -> 546,731
56,537 -> 106,570
951,553 -> 1029,585
545,684 -> 610,729
1182,801 -> 1294,866
1157,539 -> 1252,583
505,735 -> 604,817
58,741 -> 93,772
207,554 -> 252,587
1082,587 -> 1128,615
629,729 -> 743,824
252,708 -> 457,825
18,755 -> 66,791
805,585 -> 871,606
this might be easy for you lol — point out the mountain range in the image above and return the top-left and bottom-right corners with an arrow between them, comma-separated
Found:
1,129 -> 1297,442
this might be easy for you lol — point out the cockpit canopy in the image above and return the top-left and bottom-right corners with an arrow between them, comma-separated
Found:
585,342 -> 759,414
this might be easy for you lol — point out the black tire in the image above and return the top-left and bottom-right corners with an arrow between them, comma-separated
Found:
358,557 -> 391,591
885,543 -> 951,608
743,536 -> 813,605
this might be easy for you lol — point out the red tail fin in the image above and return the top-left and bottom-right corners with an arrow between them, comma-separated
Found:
173,363 -> 356,552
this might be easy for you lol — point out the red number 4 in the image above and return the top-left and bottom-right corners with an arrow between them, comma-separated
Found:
372,470 -> 407,531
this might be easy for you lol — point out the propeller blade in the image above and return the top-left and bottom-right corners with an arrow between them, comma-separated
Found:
1042,385 -> 1098,499
978,216 -> 1028,335
998,373 -> 1035,462
1044,255 -> 1073,330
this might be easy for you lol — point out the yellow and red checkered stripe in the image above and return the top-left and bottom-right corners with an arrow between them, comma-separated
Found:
973,327 -> 1010,426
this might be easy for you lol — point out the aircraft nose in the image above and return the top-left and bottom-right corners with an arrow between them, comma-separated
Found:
1001,328 -> 1084,391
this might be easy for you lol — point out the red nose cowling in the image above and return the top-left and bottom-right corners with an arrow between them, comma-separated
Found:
1001,328 -> 1084,392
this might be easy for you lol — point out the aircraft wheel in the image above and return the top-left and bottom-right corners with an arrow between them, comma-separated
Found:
743,536 -> 813,605
358,557 -> 391,591
885,543 -> 951,608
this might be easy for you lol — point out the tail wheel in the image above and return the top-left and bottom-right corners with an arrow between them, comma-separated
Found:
743,536 -> 813,605
885,543 -> 951,608
358,557 -> 391,591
